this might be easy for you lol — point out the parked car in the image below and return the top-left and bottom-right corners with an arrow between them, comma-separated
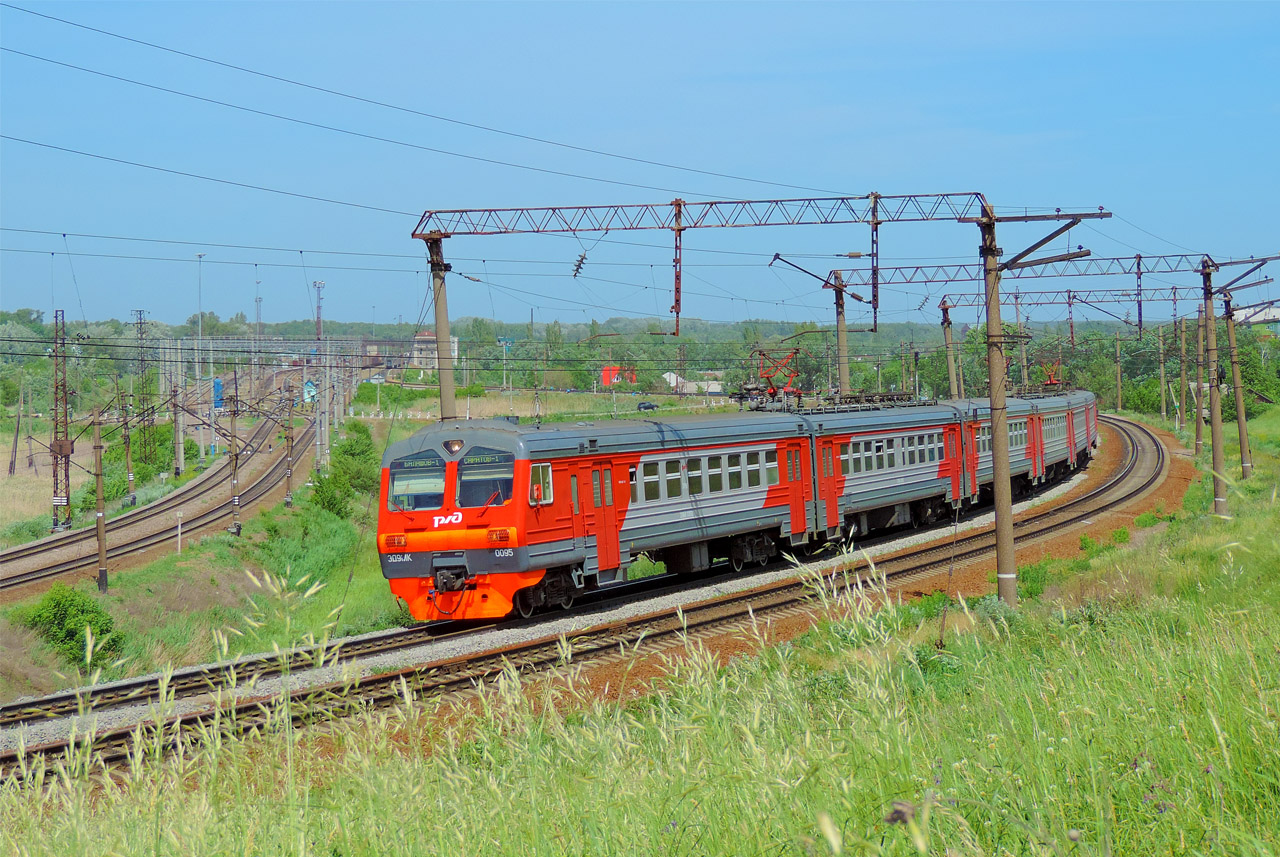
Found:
636,401 -> 658,412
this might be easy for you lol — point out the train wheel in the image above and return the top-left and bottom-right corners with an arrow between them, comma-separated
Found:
558,592 -> 574,610
730,551 -> 745,573
515,589 -> 536,619
757,555 -> 769,568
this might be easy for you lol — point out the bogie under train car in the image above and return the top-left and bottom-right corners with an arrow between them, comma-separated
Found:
377,392 -> 1098,621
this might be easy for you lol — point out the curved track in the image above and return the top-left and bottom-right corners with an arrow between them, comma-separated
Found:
0,415 -> 1166,779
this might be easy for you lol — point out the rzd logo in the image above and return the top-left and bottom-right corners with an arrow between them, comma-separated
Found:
432,511 -> 463,528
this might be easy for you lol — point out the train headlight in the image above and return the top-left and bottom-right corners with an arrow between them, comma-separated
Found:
444,439 -> 464,455
487,528 -> 512,544
386,534 -> 407,548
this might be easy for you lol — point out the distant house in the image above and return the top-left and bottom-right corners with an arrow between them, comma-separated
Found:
662,371 -> 723,395
601,365 -> 637,386
411,331 -> 460,370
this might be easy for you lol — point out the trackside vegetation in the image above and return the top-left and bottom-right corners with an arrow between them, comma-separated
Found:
0,407 -> 1277,854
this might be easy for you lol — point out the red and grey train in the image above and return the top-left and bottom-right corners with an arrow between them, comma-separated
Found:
377,391 -> 1098,621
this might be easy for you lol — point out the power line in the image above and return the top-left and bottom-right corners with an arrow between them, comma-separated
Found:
0,135 -> 417,217
0,47 -> 731,200
0,3 -> 853,197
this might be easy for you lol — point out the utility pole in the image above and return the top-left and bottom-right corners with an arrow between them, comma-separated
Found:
1195,305 -> 1205,455
1223,298 -> 1253,480
229,371 -> 241,535
93,408 -> 107,593
315,342 -> 325,473
1115,331 -> 1123,411
314,280 -> 325,341
284,383 -> 295,508
122,388 -> 135,504
941,302 -> 959,400
51,309 -> 72,531
172,385 -> 184,476
1179,318 -> 1188,432
1158,325 -> 1167,420
1202,261 -> 1227,516
978,204 -> 1016,607
1016,292 -> 1030,391
424,234 -> 458,419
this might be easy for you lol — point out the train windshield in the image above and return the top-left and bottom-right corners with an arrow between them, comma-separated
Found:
457,446 -> 515,508
388,450 -> 446,511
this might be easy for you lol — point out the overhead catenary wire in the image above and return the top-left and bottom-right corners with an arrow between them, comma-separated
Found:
0,6 -> 854,198
0,135 -> 418,217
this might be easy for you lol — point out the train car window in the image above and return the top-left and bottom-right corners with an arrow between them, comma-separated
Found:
643,462 -> 661,501
850,442 -> 862,474
822,447 -> 832,478
603,468 -> 614,506
728,454 -> 743,490
906,438 -> 916,466
747,452 -> 761,487
665,460 -> 683,499
388,449 -> 446,511
592,470 -> 603,507
570,474 -> 580,514
886,438 -> 896,469
458,447 -> 516,508
928,434 -> 937,462
708,456 -> 723,492
688,458 -> 703,495
629,466 -> 638,503
839,443 -> 850,475
874,440 -> 884,471
765,450 -> 779,486
527,461 -> 554,507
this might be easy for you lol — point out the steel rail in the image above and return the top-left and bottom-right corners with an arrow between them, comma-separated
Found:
0,411 -> 279,567
0,416 -> 1165,779
0,422 -> 315,592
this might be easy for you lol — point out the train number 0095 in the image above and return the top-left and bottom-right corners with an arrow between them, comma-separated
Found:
493,548 -> 514,558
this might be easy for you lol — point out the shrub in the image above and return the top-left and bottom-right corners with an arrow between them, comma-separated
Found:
311,471 -> 352,519
1111,526 -> 1131,544
1133,512 -> 1161,528
972,594 -> 1018,627
15,583 -> 124,667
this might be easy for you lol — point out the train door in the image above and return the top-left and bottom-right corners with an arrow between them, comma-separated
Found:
1066,409 -> 1077,467
946,425 -> 965,501
568,466 -> 587,550
1029,412 -> 1043,480
589,462 -> 620,571
788,441 -> 811,538
819,438 -> 841,534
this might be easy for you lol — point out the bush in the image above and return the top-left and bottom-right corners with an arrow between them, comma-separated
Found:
15,583 -> 124,667
311,470 -> 352,518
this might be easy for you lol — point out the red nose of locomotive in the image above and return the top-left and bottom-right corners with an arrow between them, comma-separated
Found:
378,439 -> 542,621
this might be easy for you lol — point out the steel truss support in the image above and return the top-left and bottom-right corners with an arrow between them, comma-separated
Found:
413,192 -> 987,336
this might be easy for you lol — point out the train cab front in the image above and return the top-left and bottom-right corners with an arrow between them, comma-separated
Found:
377,430 -> 542,621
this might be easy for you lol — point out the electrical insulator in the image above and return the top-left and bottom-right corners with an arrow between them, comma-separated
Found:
572,253 -> 587,278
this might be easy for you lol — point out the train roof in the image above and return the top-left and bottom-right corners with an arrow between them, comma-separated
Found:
381,390 -> 1095,465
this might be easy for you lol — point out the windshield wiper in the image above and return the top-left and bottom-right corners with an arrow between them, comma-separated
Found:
477,490 -> 501,517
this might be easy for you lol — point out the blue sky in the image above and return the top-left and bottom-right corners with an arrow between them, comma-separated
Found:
1,1 -> 1276,330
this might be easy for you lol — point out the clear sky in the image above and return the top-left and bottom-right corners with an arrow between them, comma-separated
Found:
1,1 -> 1277,331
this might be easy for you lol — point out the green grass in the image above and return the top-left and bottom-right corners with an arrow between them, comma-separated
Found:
1,407 -> 1278,855
0,490 -> 409,691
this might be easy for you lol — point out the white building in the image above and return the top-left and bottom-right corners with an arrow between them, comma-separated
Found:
411,331 -> 460,371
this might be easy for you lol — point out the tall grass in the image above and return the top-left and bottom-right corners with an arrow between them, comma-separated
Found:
1,408 -> 1277,855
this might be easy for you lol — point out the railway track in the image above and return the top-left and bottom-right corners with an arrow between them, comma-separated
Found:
0,415 -> 1165,780
0,421 -> 315,592
0,369 -> 304,575
1,408 -> 276,565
